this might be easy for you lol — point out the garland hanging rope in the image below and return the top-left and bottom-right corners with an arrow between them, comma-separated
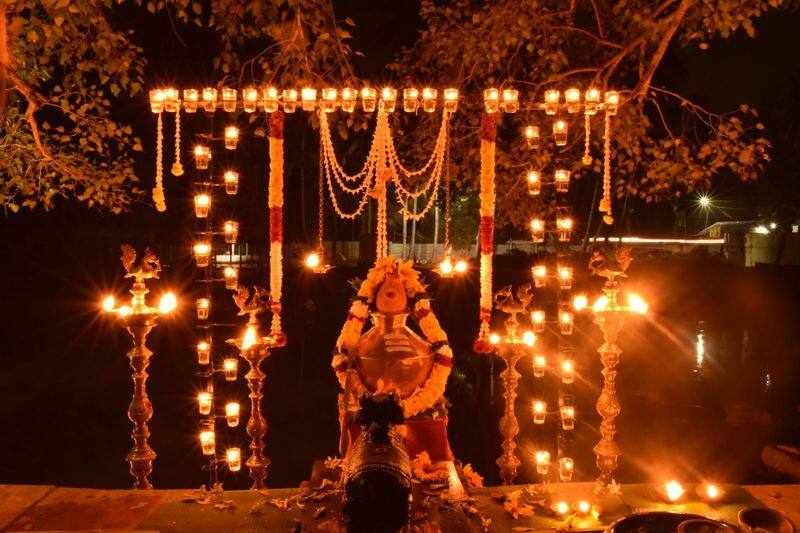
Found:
268,110 -> 286,344
318,105 -> 451,260
473,112 -> 497,354
152,111 -> 166,212
600,108 -> 614,225
332,256 -> 453,418
171,107 -> 184,177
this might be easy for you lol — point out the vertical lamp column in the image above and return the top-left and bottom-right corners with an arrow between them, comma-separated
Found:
103,245 -> 176,489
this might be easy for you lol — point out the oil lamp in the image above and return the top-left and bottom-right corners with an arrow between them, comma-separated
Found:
585,88 -> 600,115
577,500 -> 591,515
437,256 -> 454,276
381,87 -> 397,112
149,89 -> 165,113
198,391 -> 213,415
573,294 -> 588,311
697,483 -> 724,502
526,170 -> 542,196
163,88 -> 179,113
222,266 -> 238,289
361,87 -> 377,112
221,88 -> 237,112
535,450 -> 550,476
196,298 -> 210,320
533,353 -> 546,376
304,250 -> 333,274
224,171 -> 239,195
554,120 -> 568,146
565,87 -> 581,113
483,88 -> 499,113
532,265 -> 547,288
554,169 -> 571,193
501,88 -> 519,113
454,259 -> 468,273
604,91 -> 619,115
403,88 -> 419,112
662,480 -> 685,502
422,87 -> 437,112
553,501 -> 570,518
544,89 -> 559,115
224,126 -> 239,150
226,447 -> 242,471
103,246 -> 176,489
223,220 -> 239,244
196,340 -> 211,365
262,87 -> 279,113
560,359 -> 575,384
556,217 -> 573,242
531,310 -> 545,331
443,88 -> 458,112
180,89 -> 198,113
558,266 -> 573,290
242,86 -> 258,112
559,457 -> 574,481
530,218 -> 545,243
200,430 -> 216,455
193,242 -> 211,267
524,125 -> 540,149
560,405 -> 575,430
341,87 -> 357,112
222,358 -> 238,381
194,145 -> 211,169
533,400 -> 546,424
194,194 -> 211,218
321,87 -> 338,112
225,402 -> 240,427
202,88 -> 217,113
282,89 -> 298,113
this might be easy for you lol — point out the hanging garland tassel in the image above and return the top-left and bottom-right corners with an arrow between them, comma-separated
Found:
600,110 -> 614,225
152,112 -> 166,212
171,108 -> 184,177
582,112 -> 592,166
268,110 -> 286,345
474,112 -> 496,354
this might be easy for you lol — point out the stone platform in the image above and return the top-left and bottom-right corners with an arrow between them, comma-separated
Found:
0,483 -> 798,532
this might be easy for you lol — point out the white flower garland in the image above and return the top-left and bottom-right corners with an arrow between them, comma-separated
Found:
600,110 -> 614,225
333,257 -> 453,418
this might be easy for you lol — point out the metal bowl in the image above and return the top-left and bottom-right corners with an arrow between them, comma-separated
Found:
606,512 -> 707,532
738,506 -> 796,533
678,518 -> 739,533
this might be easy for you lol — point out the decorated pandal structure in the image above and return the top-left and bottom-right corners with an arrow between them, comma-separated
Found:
5,84 -> 792,533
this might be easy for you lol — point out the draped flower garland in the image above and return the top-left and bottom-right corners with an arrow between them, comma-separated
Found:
152,112 -> 166,212
332,257 -> 453,418
268,110 -> 286,344
474,113 -> 497,354
600,109 -> 614,225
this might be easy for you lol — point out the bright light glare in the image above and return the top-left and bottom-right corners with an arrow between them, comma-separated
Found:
159,292 -> 177,314
698,195 -> 711,208
522,330 -> 536,346
573,295 -> 588,311
118,305 -> 131,317
102,295 -> 116,312
489,333 -> 501,345
754,225 -> 769,234
593,295 -> 608,312
628,294 -> 648,314
439,258 -> 453,274
454,260 -> 468,273
665,480 -> 684,502
241,325 -> 258,350
305,252 -> 321,269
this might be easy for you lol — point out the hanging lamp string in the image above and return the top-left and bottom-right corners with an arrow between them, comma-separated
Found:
152,112 -> 166,212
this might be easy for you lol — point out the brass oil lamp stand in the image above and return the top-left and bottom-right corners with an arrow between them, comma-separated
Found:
103,246 -> 176,489
227,285 -> 285,489
489,285 -> 537,485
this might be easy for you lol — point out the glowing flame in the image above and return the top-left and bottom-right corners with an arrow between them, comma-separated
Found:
488,333 -> 501,345
628,294 -> 648,314
439,258 -> 453,274
665,480 -> 684,502
577,501 -> 590,514
553,501 -> 569,516
593,295 -> 609,312
241,325 -> 258,350
305,252 -> 321,269
573,295 -> 588,311
522,330 -> 536,347
454,260 -> 468,273
102,295 -> 116,312
159,292 -> 177,314
118,305 -> 131,317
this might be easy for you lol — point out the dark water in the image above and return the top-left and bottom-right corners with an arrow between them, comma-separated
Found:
1,217 -> 799,490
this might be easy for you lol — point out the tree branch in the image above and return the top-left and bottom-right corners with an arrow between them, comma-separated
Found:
637,0 -> 695,98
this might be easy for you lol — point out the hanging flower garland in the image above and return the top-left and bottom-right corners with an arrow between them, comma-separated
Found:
582,112 -> 592,166
600,110 -> 614,225
171,108 -> 184,177
152,112 -> 166,212
332,257 -> 453,418
268,110 -> 286,345
474,112 -> 496,354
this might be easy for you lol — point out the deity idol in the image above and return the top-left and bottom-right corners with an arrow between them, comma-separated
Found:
332,257 -> 454,464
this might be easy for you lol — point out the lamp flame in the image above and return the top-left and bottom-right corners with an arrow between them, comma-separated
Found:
241,325 -> 258,350
103,295 -> 116,312
159,292 -> 177,314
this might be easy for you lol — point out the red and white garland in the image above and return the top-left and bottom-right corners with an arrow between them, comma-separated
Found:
600,109 -> 614,225
268,110 -> 286,344
332,257 -> 453,418
474,113 -> 496,353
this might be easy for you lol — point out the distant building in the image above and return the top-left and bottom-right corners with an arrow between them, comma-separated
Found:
698,221 -> 800,266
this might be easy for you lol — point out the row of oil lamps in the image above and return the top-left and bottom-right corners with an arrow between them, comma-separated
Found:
149,86 -> 620,115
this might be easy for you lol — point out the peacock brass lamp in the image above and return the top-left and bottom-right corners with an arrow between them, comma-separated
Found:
226,285 -> 285,489
103,245 -> 176,489
488,284 -> 537,485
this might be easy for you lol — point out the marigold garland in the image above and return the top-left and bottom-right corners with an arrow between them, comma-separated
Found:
600,109 -> 614,225
333,257 -> 452,418
474,113 -> 496,354
268,110 -> 285,343
152,112 -> 166,212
